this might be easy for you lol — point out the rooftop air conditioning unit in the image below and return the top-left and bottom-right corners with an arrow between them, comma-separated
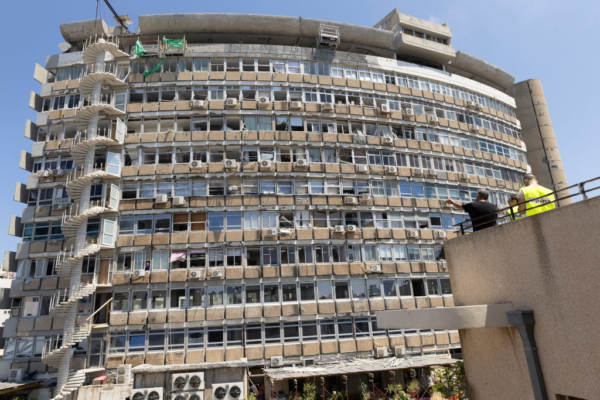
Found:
8,369 -> 23,383
173,393 -> 189,400
133,270 -> 145,277
436,230 -> 447,239
386,166 -> 397,174
224,159 -> 238,169
191,100 -> 206,109
226,98 -> 238,107
346,225 -> 357,232
322,103 -> 334,112
131,388 -> 164,400
404,108 -> 414,116
117,364 -> 132,385
413,168 -> 424,176
290,101 -> 303,110
461,172 -> 470,180
466,101 -> 476,109
361,193 -> 372,201
271,356 -> 284,367
188,392 -> 204,400
258,97 -> 270,108
173,372 -> 204,391
228,185 -> 239,192
368,265 -> 382,273
296,159 -> 308,167
228,383 -> 243,400
358,165 -> 368,173
376,346 -> 389,358
260,159 -> 272,170
428,115 -> 439,125
344,196 -> 357,204
265,229 -> 278,237
407,230 -> 420,239
394,346 -> 406,357
155,194 -> 168,204
383,137 -> 394,145
334,225 -> 345,233
190,160 -> 203,169
213,386 -> 228,400
210,269 -> 223,278
380,104 -> 390,114
173,196 -> 185,206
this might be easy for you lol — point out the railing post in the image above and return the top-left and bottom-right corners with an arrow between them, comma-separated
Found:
579,182 -> 588,200
459,222 -> 465,236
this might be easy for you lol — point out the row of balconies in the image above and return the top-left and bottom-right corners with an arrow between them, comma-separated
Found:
105,330 -> 460,368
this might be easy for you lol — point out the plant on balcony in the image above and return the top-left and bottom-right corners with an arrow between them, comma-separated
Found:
432,361 -> 466,400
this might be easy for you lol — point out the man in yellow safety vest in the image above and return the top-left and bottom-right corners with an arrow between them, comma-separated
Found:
507,194 -> 523,221
517,173 -> 556,217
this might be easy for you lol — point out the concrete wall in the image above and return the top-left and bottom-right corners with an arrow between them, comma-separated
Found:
445,196 -> 600,400
512,79 -> 570,204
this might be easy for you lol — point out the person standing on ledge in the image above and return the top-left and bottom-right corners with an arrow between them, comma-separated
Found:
446,189 -> 498,231
518,173 -> 556,217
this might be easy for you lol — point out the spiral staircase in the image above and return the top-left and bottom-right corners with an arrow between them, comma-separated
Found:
42,36 -> 127,400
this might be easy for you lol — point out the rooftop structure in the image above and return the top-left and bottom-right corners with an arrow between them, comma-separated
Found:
3,8 -> 567,400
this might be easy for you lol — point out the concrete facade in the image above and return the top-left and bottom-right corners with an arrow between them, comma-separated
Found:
3,8 -> 569,400
445,196 -> 600,400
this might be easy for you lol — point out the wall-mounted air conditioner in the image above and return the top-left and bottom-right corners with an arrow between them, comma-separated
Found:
367,265 -> 382,273
226,98 -> 238,107
172,196 -> 185,206
258,97 -> 270,108
376,346 -> 389,358
383,137 -> 394,145
190,160 -> 203,169
334,225 -> 345,233
271,356 -> 284,367
380,104 -> 390,114
117,364 -> 132,384
133,270 -> 146,277
358,165 -> 368,173
322,103 -> 334,112
346,225 -> 357,232
386,166 -> 397,174
428,115 -> 439,125
265,229 -> 278,237
224,159 -> 238,169
344,196 -> 357,204
296,159 -> 308,167
360,193 -> 372,201
210,269 -> 223,278
407,230 -> 420,239
260,160 -> 272,170
290,101 -> 303,110
413,168 -> 424,176
155,194 -> 168,204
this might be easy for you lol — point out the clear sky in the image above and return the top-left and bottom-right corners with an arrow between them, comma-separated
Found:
0,0 -> 597,253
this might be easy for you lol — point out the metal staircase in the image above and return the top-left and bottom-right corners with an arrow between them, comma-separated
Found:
42,35 -> 126,400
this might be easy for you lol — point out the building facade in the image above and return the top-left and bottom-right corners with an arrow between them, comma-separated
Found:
3,8 -> 558,400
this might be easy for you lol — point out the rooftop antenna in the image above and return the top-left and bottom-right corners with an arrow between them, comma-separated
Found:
103,0 -> 129,33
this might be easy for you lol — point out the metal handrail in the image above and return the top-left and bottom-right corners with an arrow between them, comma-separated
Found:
453,176 -> 600,235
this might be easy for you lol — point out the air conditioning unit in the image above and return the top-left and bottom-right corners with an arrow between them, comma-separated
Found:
117,364 -> 132,384
155,194 -> 168,204
42,170 -> 52,177
226,98 -> 238,107
265,229 -> 278,237
367,265 -> 382,273
188,392 -> 204,400
172,196 -> 185,206
360,193 -> 372,201
346,225 -> 357,232
436,230 -> 447,239
303,359 -> 316,367
213,386 -> 228,400
358,165 -> 368,173
228,384 -> 243,400
271,356 -> 284,367
380,104 -> 390,114
469,125 -> 480,133
210,269 -> 223,278
404,108 -> 414,116
383,137 -> 394,145
440,260 -> 448,270
428,115 -> 439,125
260,159 -> 272,170
190,160 -> 203,169
376,346 -> 389,358
189,269 -> 204,279
8,369 -> 23,383
334,225 -> 345,233
344,196 -> 357,204
427,169 -> 437,177
279,229 -> 292,236
322,103 -> 334,112
296,159 -> 308,167
413,168 -> 424,176
131,387 -> 164,400
133,270 -> 145,277
407,230 -> 420,239
386,166 -> 397,174
466,100 -> 476,109
394,346 -> 406,357
228,185 -> 239,192
224,159 -> 238,169
172,372 -> 205,391
290,101 -> 303,110
173,393 -> 189,400
461,172 -> 470,180
192,100 -> 207,109
258,97 -> 270,108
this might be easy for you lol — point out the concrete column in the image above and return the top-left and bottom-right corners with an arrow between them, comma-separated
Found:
87,112 -> 100,139
512,79 -> 570,206
94,50 -> 106,75
91,81 -> 102,105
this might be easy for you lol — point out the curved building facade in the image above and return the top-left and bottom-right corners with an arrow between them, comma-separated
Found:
5,9 -> 558,400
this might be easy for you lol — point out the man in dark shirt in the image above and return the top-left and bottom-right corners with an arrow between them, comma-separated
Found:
446,189 -> 498,231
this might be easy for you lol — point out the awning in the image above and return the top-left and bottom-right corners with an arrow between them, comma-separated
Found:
0,382 -> 42,395
170,250 -> 187,262
264,356 -> 458,381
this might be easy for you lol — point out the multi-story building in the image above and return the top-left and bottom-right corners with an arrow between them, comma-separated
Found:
3,8 -> 567,400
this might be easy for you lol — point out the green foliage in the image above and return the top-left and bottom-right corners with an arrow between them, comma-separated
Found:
432,361 -> 466,400
385,383 -> 411,400
406,379 -> 420,392
248,391 -> 257,400
302,380 -> 317,400
358,379 -> 370,400
330,390 -> 346,400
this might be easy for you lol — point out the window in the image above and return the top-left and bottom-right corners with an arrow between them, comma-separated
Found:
412,279 -> 426,297
113,292 -> 129,311
148,330 -> 165,351
427,279 -> 440,295
151,290 -> 167,309
317,281 -> 333,300
227,286 -> 243,305
320,320 -> 335,340
367,280 -> 382,298
207,327 -> 224,349
299,283 -> 315,301
227,248 -> 242,266
264,284 -> 279,303
207,286 -> 224,306
282,284 -> 297,302
338,319 -> 353,338
335,282 -> 350,299
383,280 -> 397,297
265,323 -> 281,344
227,325 -> 243,346
188,328 -> 205,349
440,279 -> 452,295
189,288 -> 205,307
284,322 -> 300,343
351,281 -> 367,299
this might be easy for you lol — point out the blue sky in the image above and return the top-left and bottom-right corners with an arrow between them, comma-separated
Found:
0,0 -> 597,253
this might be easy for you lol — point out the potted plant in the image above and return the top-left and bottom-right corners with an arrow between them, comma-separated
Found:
406,379 -> 420,398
